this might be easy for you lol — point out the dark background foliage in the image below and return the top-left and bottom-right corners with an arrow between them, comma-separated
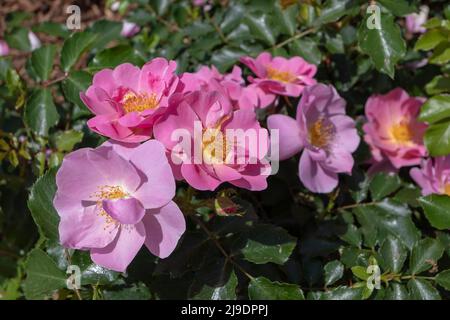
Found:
0,0 -> 449,300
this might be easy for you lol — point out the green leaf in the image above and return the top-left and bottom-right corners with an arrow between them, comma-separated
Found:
32,22 -> 69,38
378,0 -> 415,16
316,0 -> 358,25
415,29 -> 447,51
418,195 -> 450,230
379,236 -> 407,273
88,20 -> 122,50
324,260 -> 344,286
354,199 -> 420,250
88,45 -> 145,71
27,168 -> 60,242
358,13 -> 406,78
70,250 -> 119,286
273,3 -> 298,36
103,283 -> 151,300
212,47 -> 247,73
409,238 -> 444,275
425,76 -> 450,95
241,224 -> 296,265
5,27 -> 31,51
320,286 -> 365,300
288,38 -> 322,65
244,12 -> 276,46
54,130 -> 84,152
429,42 -> 450,65
31,45 -> 57,81
61,70 -> 92,108
435,270 -> 450,291
419,95 -> 450,124
369,172 -> 401,201
24,89 -> 59,136
60,31 -> 97,72
424,121 -> 450,156
407,279 -> 441,300
351,266 -> 369,280
191,265 -> 237,300
23,249 -> 66,300
248,277 -> 304,300
385,283 -> 409,300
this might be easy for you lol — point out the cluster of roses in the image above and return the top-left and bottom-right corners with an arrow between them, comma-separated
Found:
53,51 -> 442,272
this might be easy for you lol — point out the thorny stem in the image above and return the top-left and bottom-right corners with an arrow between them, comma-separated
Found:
42,73 -> 68,87
272,28 -> 317,49
190,214 -> 254,280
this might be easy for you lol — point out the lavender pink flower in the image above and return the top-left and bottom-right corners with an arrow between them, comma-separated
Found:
267,84 -> 360,193
0,40 -> 9,56
240,52 -> 317,106
363,88 -> 427,170
405,6 -> 429,35
81,59 -> 180,143
121,21 -> 140,38
410,156 -> 450,196
54,139 -> 185,272
153,90 -> 270,191
180,65 -> 266,109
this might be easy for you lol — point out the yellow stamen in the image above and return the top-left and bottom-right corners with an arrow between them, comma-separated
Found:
266,66 -> 297,83
444,184 -> 450,196
91,185 -> 129,228
390,122 -> 413,144
122,92 -> 158,113
309,118 -> 334,149
202,127 -> 229,164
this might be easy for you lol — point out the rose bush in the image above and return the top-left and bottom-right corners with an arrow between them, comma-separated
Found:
0,0 -> 449,300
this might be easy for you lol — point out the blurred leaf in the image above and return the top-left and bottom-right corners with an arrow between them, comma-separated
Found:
358,13 -> 406,78
369,172 -> 401,201
435,270 -> 450,291
316,0 -> 358,25
241,224 -> 296,265
320,286 -> 364,300
324,260 -> 344,286
61,71 -> 92,108
27,168 -> 59,242
379,236 -> 407,273
273,3 -> 298,36
32,22 -> 69,38
248,277 -> 304,300
244,12 -> 276,46
407,279 -> 441,300
31,45 -> 57,81
418,194 -> 450,230
24,89 -> 59,136
288,38 -> 322,65
103,283 -> 151,300
61,31 -> 97,72
88,45 -> 145,71
5,27 -> 31,51
415,29 -> 447,51
425,76 -> 450,95
89,20 -> 122,50
419,95 -> 450,124
54,130 -> 84,152
424,121 -> 450,156
190,260 -> 237,300
385,283 -> 409,300
23,249 -> 66,300
378,0 -> 415,16
409,238 -> 444,275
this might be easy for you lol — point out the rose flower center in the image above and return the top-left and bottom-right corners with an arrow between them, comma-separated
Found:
202,128 -> 229,164
266,67 -> 296,83
122,92 -> 158,113
444,184 -> 450,197
390,122 -> 413,144
309,118 -> 334,149
92,185 -> 129,226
